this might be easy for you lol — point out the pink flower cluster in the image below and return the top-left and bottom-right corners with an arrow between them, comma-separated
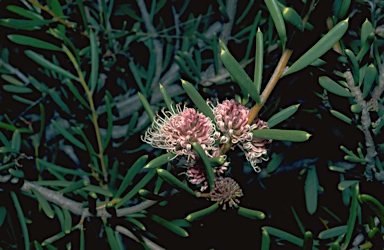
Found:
142,100 -> 271,196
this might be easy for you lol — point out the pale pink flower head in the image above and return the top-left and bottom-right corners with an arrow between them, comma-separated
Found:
239,118 -> 271,172
209,99 -> 254,144
186,159 -> 228,192
142,103 -> 218,160
210,177 -> 243,210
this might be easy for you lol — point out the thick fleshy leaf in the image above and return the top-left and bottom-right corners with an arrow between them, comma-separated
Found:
156,169 -> 196,196
25,50 -> 79,81
318,225 -> 348,239
267,104 -> 300,128
304,166 -> 318,215
192,142 -> 215,192
8,34 -> 62,51
115,169 -> 157,208
31,188 -> 55,219
219,43 -> 261,103
358,194 -> 384,225
284,19 -> 349,76
181,80 -> 215,120
264,0 -> 286,47
185,203 -> 219,222
318,76 -> 352,97
151,214 -> 189,237
263,226 -> 303,246
237,206 -> 266,220
252,129 -> 311,142
115,155 -> 148,199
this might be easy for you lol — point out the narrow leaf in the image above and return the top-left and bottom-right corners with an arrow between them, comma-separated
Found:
156,169 -> 196,196
304,166 -> 318,215
51,119 -> 86,150
192,142 -> 215,192
237,206 -> 266,220
318,76 -> 352,97
181,79 -> 215,120
185,203 -> 219,222
25,50 -> 79,81
268,104 -> 300,128
264,0 -> 286,47
219,43 -> 261,103
31,188 -> 55,219
8,34 -> 62,51
252,129 -> 311,142
151,214 -> 189,237
284,19 -> 349,76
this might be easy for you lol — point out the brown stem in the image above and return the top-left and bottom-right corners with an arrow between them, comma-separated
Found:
27,0 -> 74,29
247,49 -> 293,124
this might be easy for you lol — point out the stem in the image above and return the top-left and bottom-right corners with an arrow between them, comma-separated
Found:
27,0 -> 74,29
247,49 -> 293,124
63,46 -> 108,183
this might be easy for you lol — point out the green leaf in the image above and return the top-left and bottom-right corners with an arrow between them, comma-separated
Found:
237,206 -> 266,220
268,104 -> 300,128
144,152 -> 174,169
114,155 -> 148,199
254,28 -> 264,93
318,225 -> 348,239
263,226 -> 303,246
63,208 -> 72,234
51,119 -> 86,150
1,74 -> 24,86
89,29 -> 99,94
266,152 -> 284,173
159,83 -> 173,111
303,231 -> 313,250
8,34 -> 62,51
264,0 -> 286,47
104,223 -> 120,250
318,76 -> 352,97
338,180 -> 359,191
284,19 -> 349,76
115,169 -> 157,208
138,92 -> 155,122
330,110 -> 352,124
304,166 -> 318,215
11,129 -> 21,152
6,5 -> 42,20
82,185 -> 113,197
0,18 -> 54,30
219,43 -> 261,104
31,188 -> 55,219
0,206 -> 7,227
2,84 -> 31,94
192,142 -> 215,192
261,228 -> 270,250
24,50 -> 79,81
151,214 -> 189,237
58,180 -> 88,194
282,7 -> 303,31
156,169 -> 196,196
344,183 -> 359,248
362,64 -> 377,99
11,192 -> 30,250
37,158 -> 91,176
181,79 -> 215,120
252,129 -> 311,142
185,203 -> 219,222
358,194 -> 384,225
361,19 -> 373,44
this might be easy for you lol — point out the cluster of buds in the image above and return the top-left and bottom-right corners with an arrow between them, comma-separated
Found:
142,100 -> 271,207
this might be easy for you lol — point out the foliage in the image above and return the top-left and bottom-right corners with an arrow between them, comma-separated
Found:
0,0 -> 383,249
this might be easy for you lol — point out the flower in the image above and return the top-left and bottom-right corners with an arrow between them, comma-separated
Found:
239,118 -> 271,172
142,103 -> 218,160
209,99 -> 254,144
210,177 -> 243,210
186,155 -> 228,191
